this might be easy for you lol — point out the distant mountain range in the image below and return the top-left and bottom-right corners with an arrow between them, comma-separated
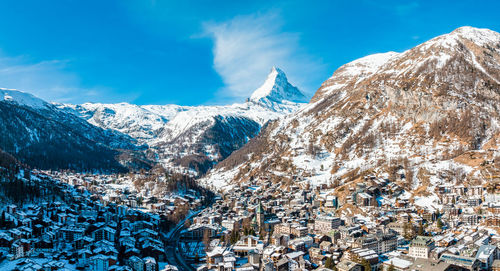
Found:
0,67 -> 307,173
4,25 -> 499,199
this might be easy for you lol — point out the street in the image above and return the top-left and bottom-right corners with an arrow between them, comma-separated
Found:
163,210 -> 202,271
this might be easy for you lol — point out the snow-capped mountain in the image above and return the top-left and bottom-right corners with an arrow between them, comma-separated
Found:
250,66 -> 308,108
56,67 -> 307,174
201,27 -> 500,210
1,88 -> 49,109
0,88 -> 149,172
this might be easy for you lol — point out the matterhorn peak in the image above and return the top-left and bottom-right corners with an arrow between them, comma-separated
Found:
249,67 -> 308,104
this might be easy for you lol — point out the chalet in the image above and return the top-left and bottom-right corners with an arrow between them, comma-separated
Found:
276,258 -> 289,271
320,241 -> 333,252
206,247 -> 225,268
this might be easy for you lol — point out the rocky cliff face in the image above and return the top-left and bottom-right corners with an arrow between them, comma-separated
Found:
201,27 -> 500,204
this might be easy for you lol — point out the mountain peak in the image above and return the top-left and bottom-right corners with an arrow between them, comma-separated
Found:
0,88 -> 48,109
203,27 -> 500,193
420,26 -> 500,51
250,67 -> 308,104
452,26 -> 499,39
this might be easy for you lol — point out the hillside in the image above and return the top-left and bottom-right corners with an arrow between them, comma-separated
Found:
201,26 -> 500,210
0,89 -> 149,172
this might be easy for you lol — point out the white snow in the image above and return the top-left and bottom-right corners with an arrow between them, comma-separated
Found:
202,26 -> 500,199
250,66 -> 308,104
0,88 -> 48,109
414,194 -> 441,212
54,67 -> 307,174
57,67 -> 306,147
340,52 -> 399,77
453,26 -> 500,46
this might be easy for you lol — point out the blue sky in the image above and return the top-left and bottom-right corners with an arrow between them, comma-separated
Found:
0,0 -> 498,105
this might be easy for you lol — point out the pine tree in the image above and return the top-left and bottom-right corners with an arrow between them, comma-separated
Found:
325,256 -> 336,269
360,258 -> 371,271
353,254 -> 371,271
417,223 -> 425,236
230,230 -> 240,244
437,218 -> 444,229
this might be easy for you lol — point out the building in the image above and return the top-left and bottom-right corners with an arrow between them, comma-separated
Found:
291,225 -> 309,238
345,248 -> 379,271
382,258 -> 412,271
440,253 -> 480,271
92,226 -> 116,242
233,236 -> 263,256
352,231 -> 398,254
256,201 -> 265,229
144,257 -> 157,271
492,260 -> 500,271
409,236 -> 435,259
337,260 -> 363,271
315,216 -> 341,233
10,241 -> 24,259
276,258 -> 289,271
475,245 -> 499,270
408,258 -> 465,271
128,256 -> 144,271
90,254 -> 115,271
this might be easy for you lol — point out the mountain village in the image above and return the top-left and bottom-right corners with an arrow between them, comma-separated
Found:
0,170 -> 207,271
1,168 -> 500,271
184,175 -> 500,271
0,25 -> 500,271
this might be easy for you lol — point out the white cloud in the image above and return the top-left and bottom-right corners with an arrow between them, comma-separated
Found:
203,13 -> 324,101
0,52 -> 118,103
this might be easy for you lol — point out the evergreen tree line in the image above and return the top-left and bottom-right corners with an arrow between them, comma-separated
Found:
0,168 -> 65,205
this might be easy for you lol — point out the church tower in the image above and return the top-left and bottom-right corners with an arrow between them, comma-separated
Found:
256,200 -> 265,229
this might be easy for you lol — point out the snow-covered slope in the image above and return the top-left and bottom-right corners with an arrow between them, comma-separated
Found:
1,88 -> 49,109
201,26 -> 500,206
57,67 -> 307,174
0,90 -> 148,172
59,103 -> 187,144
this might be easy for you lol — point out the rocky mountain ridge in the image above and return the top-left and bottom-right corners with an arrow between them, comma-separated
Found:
0,88 -> 147,172
56,67 -> 307,174
0,68 -> 307,174
201,26 -> 500,212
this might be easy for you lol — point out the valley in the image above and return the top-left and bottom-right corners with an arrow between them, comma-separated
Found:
0,26 -> 500,271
